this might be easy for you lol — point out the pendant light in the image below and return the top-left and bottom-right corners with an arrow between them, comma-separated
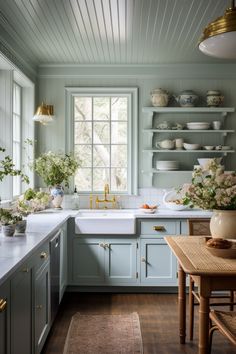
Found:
33,102 -> 54,125
199,0 -> 236,59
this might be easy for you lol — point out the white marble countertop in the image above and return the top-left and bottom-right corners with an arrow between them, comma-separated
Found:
0,210 -> 78,286
0,207 -> 211,286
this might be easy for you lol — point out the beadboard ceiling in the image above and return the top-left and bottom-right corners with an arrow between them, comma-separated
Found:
0,0 -> 233,66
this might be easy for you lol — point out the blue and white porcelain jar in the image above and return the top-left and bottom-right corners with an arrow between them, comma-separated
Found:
50,185 -> 64,209
175,90 -> 199,107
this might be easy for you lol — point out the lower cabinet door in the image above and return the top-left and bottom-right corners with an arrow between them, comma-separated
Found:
34,261 -> 50,354
72,238 -> 105,285
140,239 -> 177,285
104,239 -> 137,284
0,281 -> 10,354
11,263 -> 33,354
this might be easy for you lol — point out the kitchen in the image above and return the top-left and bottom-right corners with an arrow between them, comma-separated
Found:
0,0 -> 236,353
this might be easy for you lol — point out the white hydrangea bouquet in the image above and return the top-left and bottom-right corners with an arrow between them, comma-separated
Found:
182,160 -> 236,210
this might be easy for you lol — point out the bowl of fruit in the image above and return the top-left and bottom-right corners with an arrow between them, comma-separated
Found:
139,204 -> 158,214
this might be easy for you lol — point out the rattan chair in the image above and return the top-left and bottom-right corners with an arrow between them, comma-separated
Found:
188,218 -> 235,340
209,310 -> 236,352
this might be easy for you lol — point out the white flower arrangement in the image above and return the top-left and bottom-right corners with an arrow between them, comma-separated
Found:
182,159 -> 236,210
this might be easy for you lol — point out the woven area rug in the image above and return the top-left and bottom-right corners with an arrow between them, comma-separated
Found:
63,312 -> 143,354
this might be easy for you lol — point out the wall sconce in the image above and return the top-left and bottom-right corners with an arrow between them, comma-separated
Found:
199,0 -> 236,59
33,102 -> 55,125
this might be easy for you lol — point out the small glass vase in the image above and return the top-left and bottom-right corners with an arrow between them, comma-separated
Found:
50,185 -> 64,209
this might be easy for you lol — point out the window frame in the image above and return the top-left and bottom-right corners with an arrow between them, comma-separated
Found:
12,81 -> 22,197
65,87 -> 138,195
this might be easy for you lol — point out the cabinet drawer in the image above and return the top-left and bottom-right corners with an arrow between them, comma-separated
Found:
33,242 -> 50,272
140,220 -> 178,236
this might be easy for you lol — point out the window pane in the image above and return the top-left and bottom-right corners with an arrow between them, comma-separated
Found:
93,168 -> 110,191
13,142 -> 20,168
74,122 -> 92,144
94,97 -> 110,120
111,97 -> 127,121
93,145 -> 109,167
111,168 -> 127,191
74,97 -> 92,120
75,145 -> 91,167
75,168 -> 92,191
111,145 -> 127,167
93,122 -> 110,144
13,176 -> 21,196
111,122 -> 127,143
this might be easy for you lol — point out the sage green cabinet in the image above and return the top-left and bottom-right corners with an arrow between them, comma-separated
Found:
72,238 -> 105,284
140,238 -> 177,285
139,219 -> 179,286
71,237 -> 137,285
10,259 -> 34,354
0,281 -> 10,354
34,260 -> 50,354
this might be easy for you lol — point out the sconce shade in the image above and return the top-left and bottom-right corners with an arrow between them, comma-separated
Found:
199,1 -> 236,58
33,102 -> 54,124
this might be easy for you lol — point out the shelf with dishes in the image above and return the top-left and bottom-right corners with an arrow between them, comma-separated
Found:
142,107 -> 235,115
143,129 -> 234,136
143,149 -> 234,154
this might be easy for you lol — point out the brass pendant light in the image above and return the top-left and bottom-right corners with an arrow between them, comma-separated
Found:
33,102 -> 54,125
199,0 -> 236,59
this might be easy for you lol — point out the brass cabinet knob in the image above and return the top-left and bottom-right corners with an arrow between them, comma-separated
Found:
153,225 -> 166,232
141,257 -> 146,262
99,242 -> 105,248
104,243 -> 110,249
36,305 -> 43,310
40,252 -> 47,259
0,299 -> 7,312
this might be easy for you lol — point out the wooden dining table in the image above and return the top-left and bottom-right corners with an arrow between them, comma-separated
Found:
165,236 -> 236,354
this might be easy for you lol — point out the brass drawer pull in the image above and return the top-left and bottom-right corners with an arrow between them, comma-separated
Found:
99,242 -> 105,248
36,305 -> 43,310
153,226 -> 166,232
40,252 -> 47,259
141,257 -> 146,262
104,243 -> 110,249
0,299 -> 7,312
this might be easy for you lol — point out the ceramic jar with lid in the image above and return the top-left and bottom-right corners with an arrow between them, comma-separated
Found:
150,88 -> 170,107
174,90 -> 198,107
206,90 -> 224,107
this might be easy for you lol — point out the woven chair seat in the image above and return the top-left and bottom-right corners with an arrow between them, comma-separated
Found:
210,310 -> 236,346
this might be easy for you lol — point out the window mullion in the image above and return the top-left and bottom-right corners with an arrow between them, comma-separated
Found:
91,97 -> 94,192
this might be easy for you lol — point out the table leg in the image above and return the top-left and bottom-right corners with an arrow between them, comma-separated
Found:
178,264 -> 186,344
199,295 -> 210,354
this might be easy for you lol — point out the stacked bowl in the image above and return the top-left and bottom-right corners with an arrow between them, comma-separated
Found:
156,161 -> 179,171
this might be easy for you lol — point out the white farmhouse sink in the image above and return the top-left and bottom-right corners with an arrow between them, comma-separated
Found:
75,210 -> 136,234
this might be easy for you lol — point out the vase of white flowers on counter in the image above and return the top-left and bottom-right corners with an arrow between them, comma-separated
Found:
32,152 -> 79,209
0,208 -> 20,236
183,159 -> 236,239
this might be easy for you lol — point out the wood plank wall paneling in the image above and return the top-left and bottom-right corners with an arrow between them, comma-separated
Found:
37,64 -> 236,189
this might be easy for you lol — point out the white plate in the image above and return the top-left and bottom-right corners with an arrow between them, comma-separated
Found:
139,208 -> 157,214
187,122 -> 210,130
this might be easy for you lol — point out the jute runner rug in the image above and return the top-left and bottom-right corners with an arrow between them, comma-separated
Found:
63,312 -> 143,354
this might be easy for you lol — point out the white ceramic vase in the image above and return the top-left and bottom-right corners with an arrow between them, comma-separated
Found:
210,210 -> 236,239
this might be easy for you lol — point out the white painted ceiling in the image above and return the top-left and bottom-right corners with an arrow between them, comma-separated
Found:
0,0 -> 233,66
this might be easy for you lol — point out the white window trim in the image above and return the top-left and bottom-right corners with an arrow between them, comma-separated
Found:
13,81 -> 22,197
65,87 -> 138,195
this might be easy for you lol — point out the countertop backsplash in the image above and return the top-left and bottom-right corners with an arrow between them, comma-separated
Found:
62,188 -> 170,210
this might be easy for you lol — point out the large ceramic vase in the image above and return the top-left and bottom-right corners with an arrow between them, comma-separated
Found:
50,185 -> 64,209
210,210 -> 236,239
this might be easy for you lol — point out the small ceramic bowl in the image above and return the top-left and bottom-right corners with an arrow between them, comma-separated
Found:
203,146 -> 215,150
139,208 -> 157,214
183,143 -> 201,150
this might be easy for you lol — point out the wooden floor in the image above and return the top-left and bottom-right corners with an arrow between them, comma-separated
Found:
42,292 -> 236,354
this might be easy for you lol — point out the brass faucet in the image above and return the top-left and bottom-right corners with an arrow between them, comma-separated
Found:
95,184 -> 116,209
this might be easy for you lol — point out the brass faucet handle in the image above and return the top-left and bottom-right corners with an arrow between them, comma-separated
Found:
104,183 -> 109,193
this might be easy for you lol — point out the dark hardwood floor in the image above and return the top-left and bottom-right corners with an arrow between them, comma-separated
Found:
42,292 -> 236,354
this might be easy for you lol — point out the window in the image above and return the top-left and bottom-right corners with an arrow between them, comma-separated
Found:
66,87 -> 138,194
12,82 -> 22,196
